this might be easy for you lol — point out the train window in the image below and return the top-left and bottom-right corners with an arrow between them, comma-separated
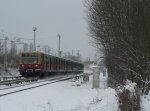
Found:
47,56 -> 49,64
49,57 -> 51,64
30,53 -> 38,56
63,60 -> 64,70
55,58 -> 57,70
45,55 -> 47,63
49,57 -> 51,69
59,60 -> 60,70
44,55 -> 45,63
41,54 -> 44,63
33,60 -> 37,63
58,59 -> 59,70
53,58 -> 55,69
22,57 -> 38,64
22,53 -> 29,57
61,60 -> 63,70
51,57 -> 53,64
55,58 -> 56,70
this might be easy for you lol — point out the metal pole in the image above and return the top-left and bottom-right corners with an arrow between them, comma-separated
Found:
33,27 -> 37,52
57,34 -> 61,57
58,34 -> 60,51
34,30 -> 36,51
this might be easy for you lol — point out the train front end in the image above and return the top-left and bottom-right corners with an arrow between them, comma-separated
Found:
19,52 -> 43,77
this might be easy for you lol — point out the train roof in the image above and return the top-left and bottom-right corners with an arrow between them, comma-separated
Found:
20,51 -> 83,65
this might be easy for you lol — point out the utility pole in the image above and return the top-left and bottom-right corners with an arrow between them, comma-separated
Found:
57,34 -> 61,57
33,27 -> 37,52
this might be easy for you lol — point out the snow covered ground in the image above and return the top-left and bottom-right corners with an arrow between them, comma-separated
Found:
0,75 -> 118,111
0,66 -> 149,111
141,94 -> 150,111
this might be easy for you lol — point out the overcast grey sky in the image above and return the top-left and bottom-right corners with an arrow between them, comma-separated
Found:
0,0 -> 95,60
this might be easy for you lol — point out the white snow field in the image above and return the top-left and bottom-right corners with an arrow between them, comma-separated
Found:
141,94 -> 150,111
0,75 -> 118,111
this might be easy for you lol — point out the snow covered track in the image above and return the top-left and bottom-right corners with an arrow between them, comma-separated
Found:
0,75 -> 75,97
0,75 -> 22,81
0,73 -> 86,90
0,77 -> 37,86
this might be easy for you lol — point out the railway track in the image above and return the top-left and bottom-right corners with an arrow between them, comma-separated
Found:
0,77 -> 37,86
0,73 -> 86,97
0,75 -> 22,81
0,76 -> 71,97
0,76 -> 67,90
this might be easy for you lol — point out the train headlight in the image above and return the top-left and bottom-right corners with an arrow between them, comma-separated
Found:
21,65 -> 25,67
35,64 -> 39,67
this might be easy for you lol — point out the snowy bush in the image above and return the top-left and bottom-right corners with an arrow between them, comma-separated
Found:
117,80 -> 141,111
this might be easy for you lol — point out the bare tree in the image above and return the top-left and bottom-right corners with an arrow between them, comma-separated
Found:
8,40 -> 18,67
0,39 -> 4,65
86,0 -> 150,93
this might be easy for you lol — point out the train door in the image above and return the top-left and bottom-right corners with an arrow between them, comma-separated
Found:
59,59 -> 60,71
62,60 -> 63,71
51,57 -> 53,71
43,55 -> 46,70
43,55 -> 47,71
54,58 -> 56,71
41,54 -> 44,70
49,56 -> 51,71
56,58 -> 58,71
46,55 -> 47,70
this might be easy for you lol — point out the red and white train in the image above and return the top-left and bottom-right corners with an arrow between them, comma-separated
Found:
19,52 -> 84,77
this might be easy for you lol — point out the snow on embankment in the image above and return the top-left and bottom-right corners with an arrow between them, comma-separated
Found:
0,67 -> 20,77
0,75 -> 118,111
125,80 -> 137,96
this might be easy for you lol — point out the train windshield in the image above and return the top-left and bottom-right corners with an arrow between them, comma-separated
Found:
21,53 -> 38,64
22,57 -> 38,64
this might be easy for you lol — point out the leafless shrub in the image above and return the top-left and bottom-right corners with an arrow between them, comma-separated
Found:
85,0 -> 150,94
118,89 -> 141,111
